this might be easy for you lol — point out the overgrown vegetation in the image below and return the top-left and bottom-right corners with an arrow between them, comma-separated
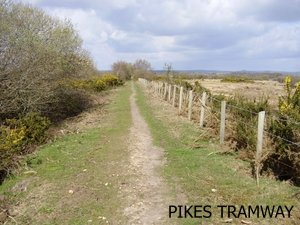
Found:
0,1 -> 125,182
267,76 -> 300,184
0,0 -> 94,121
227,96 -> 269,158
0,113 -> 50,182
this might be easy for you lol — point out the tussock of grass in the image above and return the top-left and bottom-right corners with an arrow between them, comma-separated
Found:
135,83 -> 300,225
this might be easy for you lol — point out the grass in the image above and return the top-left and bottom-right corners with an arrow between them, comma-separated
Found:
135,83 -> 300,225
0,84 -> 132,225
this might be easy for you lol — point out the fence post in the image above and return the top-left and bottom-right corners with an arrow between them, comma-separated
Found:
160,82 -> 163,98
199,92 -> 207,128
172,85 -> 176,107
220,101 -> 226,144
255,111 -> 265,186
164,83 -> 168,100
179,87 -> 183,113
168,84 -> 172,102
188,90 -> 193,120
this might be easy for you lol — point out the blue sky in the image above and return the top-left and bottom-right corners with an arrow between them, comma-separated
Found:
19,0 -> 300,71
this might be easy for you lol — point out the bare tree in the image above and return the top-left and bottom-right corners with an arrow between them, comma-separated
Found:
133,59 -> 152,79
111,61 -> 133,80
0,0 -> 94,120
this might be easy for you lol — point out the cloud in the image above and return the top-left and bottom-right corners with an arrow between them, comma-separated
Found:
233,0 -> 300,22
17,0 -> 300,71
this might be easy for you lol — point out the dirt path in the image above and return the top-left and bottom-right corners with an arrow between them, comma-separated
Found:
121,84 -> 171,225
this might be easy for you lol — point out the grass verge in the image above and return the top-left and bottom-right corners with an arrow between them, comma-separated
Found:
135,83 -> 300,225
0,84 -> 132,225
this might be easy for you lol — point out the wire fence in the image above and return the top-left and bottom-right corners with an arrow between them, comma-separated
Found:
138,78 -> 300,185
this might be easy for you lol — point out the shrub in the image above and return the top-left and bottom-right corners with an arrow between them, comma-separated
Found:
266,76 -> 300,184
227,96 -> 269,155
221,76 -> 254,83
90,79 -> 106,92
193,81 -> 210,94
0,1 -> 94,121
0,113 -> 50,178
173,78 -> 193,90
101,74 -> 123,86
44,88 -> 91,122
68,74 -> 123,93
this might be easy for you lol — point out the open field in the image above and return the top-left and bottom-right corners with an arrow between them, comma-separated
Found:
189,79 -> 285,106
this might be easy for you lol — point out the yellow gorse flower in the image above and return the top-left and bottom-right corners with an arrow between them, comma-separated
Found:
296,81 -> 300,90
285,76 -> 292,84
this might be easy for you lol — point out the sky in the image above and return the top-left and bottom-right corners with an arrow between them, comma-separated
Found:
18,0 -> 300,71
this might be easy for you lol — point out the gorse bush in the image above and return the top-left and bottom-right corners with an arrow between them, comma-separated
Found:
173,78 -> 193,90
266,76 -> 300,184
0,113 -> 50,180
227,96 -> 269,156
101,74 -> 124,86
69,74 -> 123,92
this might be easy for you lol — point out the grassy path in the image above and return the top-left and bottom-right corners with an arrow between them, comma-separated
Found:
1,85 -> 133,224
120,83 -> 174,224
135,83 -> 300,225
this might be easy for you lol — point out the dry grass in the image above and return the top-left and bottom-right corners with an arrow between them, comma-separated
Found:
190,79 -> 285,106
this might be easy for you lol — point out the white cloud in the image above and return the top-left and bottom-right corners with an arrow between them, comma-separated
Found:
17,0 -> 300,71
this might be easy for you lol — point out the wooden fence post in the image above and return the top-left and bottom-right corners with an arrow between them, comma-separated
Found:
220,101 -> 226,144
179,87 -> 183,113
199,92 -> 207,128
168,84 -> 172,102
172,85 -> 176,107
255,111 -> 265,186
188,90 -> 193,120
164,83 -> 168,100
160,82 -> 163,98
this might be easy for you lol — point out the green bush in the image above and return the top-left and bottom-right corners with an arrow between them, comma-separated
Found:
227,96 -> 269,154
193,81 -> 210,94
266,76 -> 300,184
221,76 -> 254,83
0,113 -> 50,176
173,78 -> 193,89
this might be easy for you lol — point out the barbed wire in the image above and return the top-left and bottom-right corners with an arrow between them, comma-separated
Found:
264,130 -> 300,147
142,79 -> 300,148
